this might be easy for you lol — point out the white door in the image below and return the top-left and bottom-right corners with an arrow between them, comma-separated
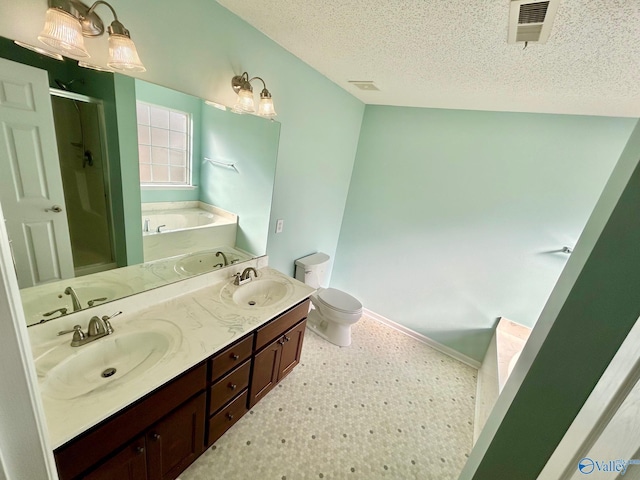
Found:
539,315 -> 640,480
0,57 -> 74,288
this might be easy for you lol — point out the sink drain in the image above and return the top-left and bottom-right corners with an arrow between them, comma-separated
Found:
248,301 -> 256,306
101,367 -> 117,378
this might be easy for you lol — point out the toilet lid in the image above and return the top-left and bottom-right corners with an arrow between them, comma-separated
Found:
317,288 -> 362,313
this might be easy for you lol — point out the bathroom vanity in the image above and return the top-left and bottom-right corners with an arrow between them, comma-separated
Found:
28,264 -> 313,480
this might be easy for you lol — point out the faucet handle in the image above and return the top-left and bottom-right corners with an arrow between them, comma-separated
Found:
44,307 -> 68,318
232,272 -> 242,286
71,325 -> 86,346
58,324 -> 83,336
87,297 -> 108,307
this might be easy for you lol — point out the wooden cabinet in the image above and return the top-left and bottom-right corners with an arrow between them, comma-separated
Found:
146,394 -> 206,480
83,437 -> 147,480
54,297 -> 311,480
80,395 -> 206,480
250,318 -> 307,408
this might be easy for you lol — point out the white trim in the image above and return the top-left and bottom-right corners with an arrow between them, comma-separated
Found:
140,185 -> 198,190
363,308 -> 481,369
0,200 -> 58,479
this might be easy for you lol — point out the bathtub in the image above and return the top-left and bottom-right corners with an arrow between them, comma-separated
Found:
141,202 -> 239,262
143,208 -> 217,235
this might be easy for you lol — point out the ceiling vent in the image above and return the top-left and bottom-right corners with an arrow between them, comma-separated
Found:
508,0 -> 559,44
348,81 -> 380,91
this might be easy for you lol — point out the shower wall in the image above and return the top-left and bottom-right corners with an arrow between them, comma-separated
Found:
51,96 -> 115,275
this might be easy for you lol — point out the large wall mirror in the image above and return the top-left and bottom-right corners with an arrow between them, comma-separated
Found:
0,36 -> 280,326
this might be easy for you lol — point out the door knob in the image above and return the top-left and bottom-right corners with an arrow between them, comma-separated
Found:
228,383 -> 237,390
226,413 -> 234,421
45,205 -> 62,213
230,353 -> 239,360
136,446 -> 145,455
151,433 -> 161,441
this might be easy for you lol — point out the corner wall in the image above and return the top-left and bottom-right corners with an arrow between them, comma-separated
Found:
332,105 -> 637,361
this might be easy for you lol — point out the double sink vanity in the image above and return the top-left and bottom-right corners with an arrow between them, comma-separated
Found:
28,259 -> 314,480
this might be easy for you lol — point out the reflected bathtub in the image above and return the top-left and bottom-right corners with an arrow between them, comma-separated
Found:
141,202 -> 238,262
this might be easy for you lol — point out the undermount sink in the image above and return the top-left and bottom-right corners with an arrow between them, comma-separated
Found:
35,325 -> 178,400
221,278 -> 294,309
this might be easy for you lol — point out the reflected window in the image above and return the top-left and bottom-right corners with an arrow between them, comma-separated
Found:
136,102 -> 191,185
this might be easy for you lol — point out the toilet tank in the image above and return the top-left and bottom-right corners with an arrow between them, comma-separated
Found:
295,252 -> 330,288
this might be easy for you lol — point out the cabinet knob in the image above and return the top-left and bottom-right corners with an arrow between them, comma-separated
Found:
230,353 -> 239,360
226,413 -> 234,421
151,433 -> 161,441
228,383 -> 237,390
136,446 -> 145,455
284,335 -> 290,342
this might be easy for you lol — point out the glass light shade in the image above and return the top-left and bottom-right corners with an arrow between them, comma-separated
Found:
107,34 -> 146,72
78,61 -> 114,73
232,89 -> 256,114
258,97 -> 277,117
38,8 -> 89,58
14,40 -> 64,61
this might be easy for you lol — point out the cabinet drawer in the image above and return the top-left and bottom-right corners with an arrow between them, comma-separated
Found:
207,390 -> 249,447
210,334 -> 253,382
255,299 -> 310,351
209,360 -> 251,414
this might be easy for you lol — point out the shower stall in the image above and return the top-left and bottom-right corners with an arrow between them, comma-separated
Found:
50,90 -> 117,277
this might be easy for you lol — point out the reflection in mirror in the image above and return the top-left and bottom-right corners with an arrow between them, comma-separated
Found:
0,36 -> 280,325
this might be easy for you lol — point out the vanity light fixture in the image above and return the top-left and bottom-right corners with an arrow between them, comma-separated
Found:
36,0 -> 145,72
231,72 -> 277,118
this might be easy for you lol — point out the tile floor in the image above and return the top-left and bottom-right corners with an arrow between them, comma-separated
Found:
180,316 -> 477,480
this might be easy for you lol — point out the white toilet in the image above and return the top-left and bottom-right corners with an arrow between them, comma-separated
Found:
295,252 -> 363,347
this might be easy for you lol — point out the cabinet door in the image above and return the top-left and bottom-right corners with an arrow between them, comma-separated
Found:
249,338 -> 282,407
279,320 -> 306,381
146,393 -> 206,480
83,436 -> 147,480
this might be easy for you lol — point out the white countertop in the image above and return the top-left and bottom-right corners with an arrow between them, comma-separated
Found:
27,264 -> 314,449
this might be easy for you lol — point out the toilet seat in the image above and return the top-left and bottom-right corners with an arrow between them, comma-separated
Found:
316,288 -> 362,314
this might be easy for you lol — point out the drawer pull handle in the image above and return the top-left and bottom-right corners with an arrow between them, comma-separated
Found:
226,413 -> 234,421
228,383 -> 237,390
136,446 -> 145,455
230,353 -> 239,360
151,433 -> 161,441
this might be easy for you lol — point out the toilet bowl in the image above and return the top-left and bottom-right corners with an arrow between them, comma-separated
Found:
294,253 -> 363,347
307,288 -> 363,347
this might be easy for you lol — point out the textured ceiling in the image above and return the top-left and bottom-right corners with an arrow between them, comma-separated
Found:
216,0 -> 640,117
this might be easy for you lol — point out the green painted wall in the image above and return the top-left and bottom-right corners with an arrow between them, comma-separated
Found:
333,105 -> 637,361
135,79 -> 202,203
200,105 -> 280,256
463,119 -> 640,479
113,75 -> 144,265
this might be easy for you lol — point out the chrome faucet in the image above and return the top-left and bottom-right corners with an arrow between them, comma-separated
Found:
64,286 -> 82,312
143,218 -> 150,232
58,312 -> 120,347
215,251 -> 229,266
156,224 -> 166,233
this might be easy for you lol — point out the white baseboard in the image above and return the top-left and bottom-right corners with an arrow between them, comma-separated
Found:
363,308 -> 481,369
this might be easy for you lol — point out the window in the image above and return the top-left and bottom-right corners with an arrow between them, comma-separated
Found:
136,101 -> 191,185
